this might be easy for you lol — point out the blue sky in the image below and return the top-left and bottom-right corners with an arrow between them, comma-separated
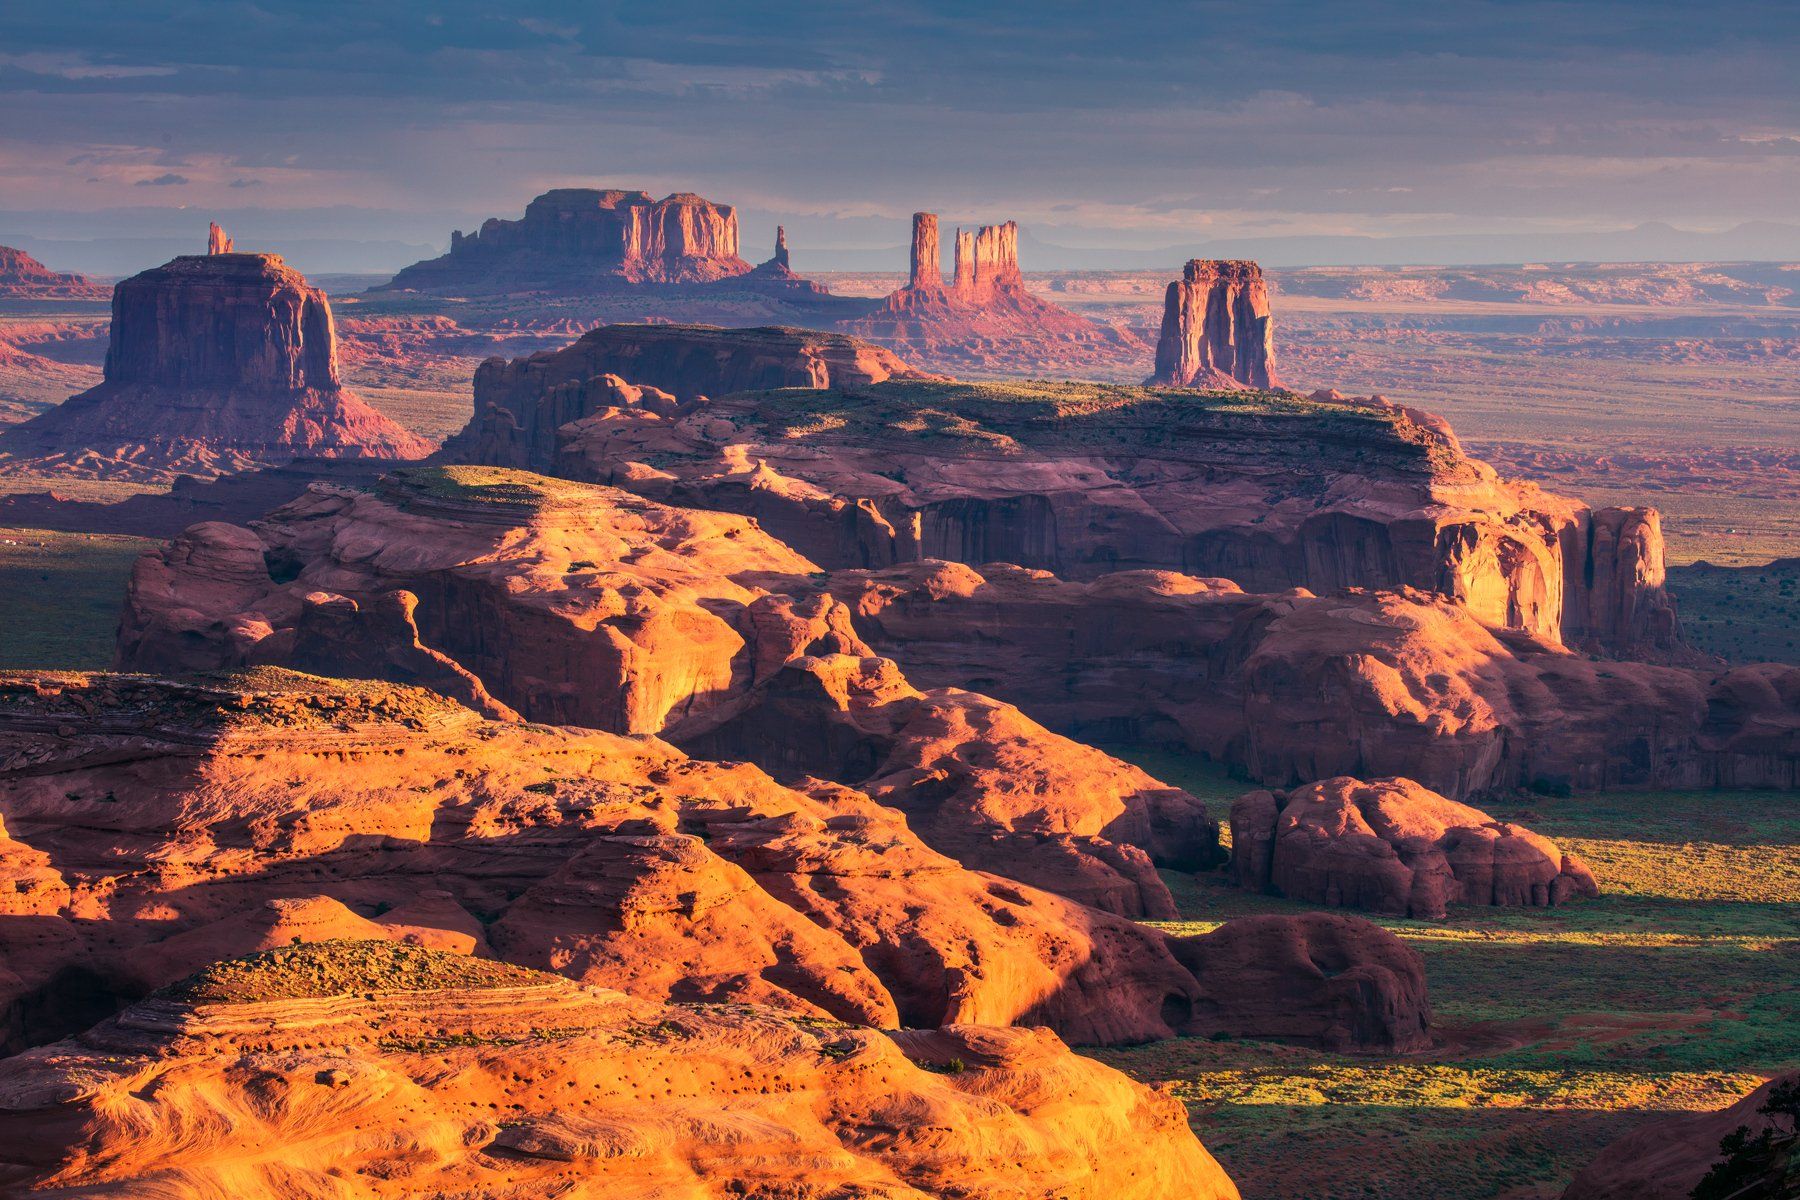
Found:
2,0 -> 1797,270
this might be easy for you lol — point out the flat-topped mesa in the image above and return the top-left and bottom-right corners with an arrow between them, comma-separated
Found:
441,322 -> 927,471
0,252 -> 432,478
1149,259 -> 1280,390
0,244 -> 107,299
379,187 -> 755,293
206,221 -> 233,254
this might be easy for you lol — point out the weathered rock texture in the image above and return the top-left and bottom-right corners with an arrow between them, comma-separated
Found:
676,653 -> 1223,918
0,670 -> 1427,1056
112,467 -> 1221,919
205,221 -> 233,255
0,942 -> 1242,1199
842,214 -> 1147,375
1560,1070 -> 1800,1200
382,188 -> 754,293
0,254 -> 432,480
543,372 -> 1682,658
0,246 -> 107,300
444,323 -> 925,471
825,562 -> 1800,799
1231,776 -> 1599,919
1149,259 -> 1279,389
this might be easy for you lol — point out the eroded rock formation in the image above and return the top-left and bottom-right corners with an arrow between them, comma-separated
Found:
1230,776 -> 1599,918
444,323 -> 924,471
111,467 -> 1220,919
205,221 -> 233,254
1149,259 -> 1279,389
382,188 -> 754,293
0,246 -> 107,300
0,670 -> 1425,1056
842,214 -> 1147,375
0,941 -> 1243,1199
826,564 -> 1799,798
542,370 -> 1682,657
0,253 -> 432,480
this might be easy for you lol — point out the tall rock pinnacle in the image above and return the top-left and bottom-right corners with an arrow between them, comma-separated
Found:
1148,259 -> 1279,390
909,213 -> 942,290
206,222 -> 234,255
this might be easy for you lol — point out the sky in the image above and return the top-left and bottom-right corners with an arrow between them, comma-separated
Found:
2,0 -> 1798,273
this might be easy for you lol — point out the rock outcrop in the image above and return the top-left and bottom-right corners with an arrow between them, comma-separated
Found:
0,253 -> 432,480
205,221 -> 233,254
381,188 -> 755,293
111,467 -> 1222,919
0,246 -> 107,300
1230,776 -> 1599,919
1560,1070 -> 1799,1200
676,653 -> 1223,918
0,942 -> 1242,1199
544,371 -> 1682,657
1148,259 -> 1279,389
826,563 -> 1800,799
0,670 -> 1424,1056
444,323 -> 925,471
841,213 -> 1147,375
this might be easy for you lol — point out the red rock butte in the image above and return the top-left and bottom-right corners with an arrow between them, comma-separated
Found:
0,252 -> 432,479
1148,258 -> 1279,389
380,187 -> 757,293
0,244 -> 107,299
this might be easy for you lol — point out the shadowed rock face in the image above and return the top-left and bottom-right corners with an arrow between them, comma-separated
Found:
1230,776 -> 1599,919
444,323 -> 925,471
826,563 -> 1800,799
1149,259 -> 1279,389
381,188 -> 753,293
0,253 -> 432,480
0,670 -> 1424,1058
0,942 -> 1243,1200
0,245 -> 106,299
1560,1069 -> 1800,1200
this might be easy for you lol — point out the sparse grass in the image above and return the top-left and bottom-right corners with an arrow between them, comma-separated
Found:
388,464 -> 604,508
164,940 -> 554,1005
0,526 -> 153,669
1087,753 -> 1800,1200
1669,559 -> 1800,663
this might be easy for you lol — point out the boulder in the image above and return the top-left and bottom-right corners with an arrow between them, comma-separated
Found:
1230,776 -> 1599,919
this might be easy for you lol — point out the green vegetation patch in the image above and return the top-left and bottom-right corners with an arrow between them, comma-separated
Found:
1086,750 -> 1800,1200
0,526 -> 155,670
731,379 -> 1464,474
163,940 -> 556,1005
387,464 -> 612,510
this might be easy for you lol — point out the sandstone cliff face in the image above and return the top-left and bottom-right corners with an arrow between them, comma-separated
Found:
0,253 -> 432,480
841,213 -> 1147,375
543,374 -> 1682,657
0,670 -> 1423,1056
0,942 -> 1243,1199
1231,776 -> 1598,919
826,563 -> 1800,799
1148,259 -> 1279,389
0,246 -> 107,299
205,221 -> 233,254
443,323 -> 925,471
381,188 -> 753,293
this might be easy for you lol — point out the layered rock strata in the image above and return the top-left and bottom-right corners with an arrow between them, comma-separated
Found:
0,670 -> 1429,1055
1230,776 -> 1599,918
542,372 -> 1681,657
1148,259 -> 1279,389
0,253 -> 431,479
0,942 -> 1243,1199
